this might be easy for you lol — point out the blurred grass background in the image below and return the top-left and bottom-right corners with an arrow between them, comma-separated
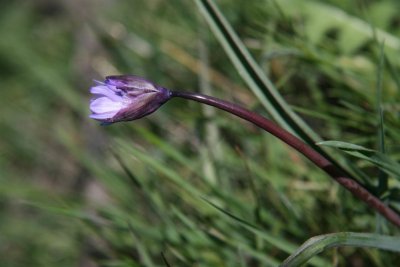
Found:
0,0 -> 400,266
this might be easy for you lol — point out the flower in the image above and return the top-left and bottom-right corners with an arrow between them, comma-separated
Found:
89,75 -> 171,124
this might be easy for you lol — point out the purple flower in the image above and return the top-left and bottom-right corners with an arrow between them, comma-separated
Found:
89,75 -> 171,124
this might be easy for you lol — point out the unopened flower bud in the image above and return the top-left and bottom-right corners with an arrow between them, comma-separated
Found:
89,75 -> 171,124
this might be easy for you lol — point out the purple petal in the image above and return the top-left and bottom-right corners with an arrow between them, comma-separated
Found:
90,85 -> 111,94
89,112 -> 117,120
106,75 -> 158,92
90,85 -> 124,102
90,97 -> 124,114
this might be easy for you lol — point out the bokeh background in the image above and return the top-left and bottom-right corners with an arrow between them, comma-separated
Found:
1,0 -> 400,266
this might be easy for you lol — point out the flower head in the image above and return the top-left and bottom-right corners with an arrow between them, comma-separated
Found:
89,75 -> 171,124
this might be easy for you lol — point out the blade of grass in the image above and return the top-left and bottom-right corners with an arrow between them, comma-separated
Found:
280,232 -> 400,267
161,252 -> 172,267
374,40 -> 389,244
128,223 -> 157,267
318,141 -> 400,179
198,20 -> 220,185
376,42 -> 388,194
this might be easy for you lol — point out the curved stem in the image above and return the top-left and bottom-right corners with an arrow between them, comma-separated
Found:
170,91 -> 400,228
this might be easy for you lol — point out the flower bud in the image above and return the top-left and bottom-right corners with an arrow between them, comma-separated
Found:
89,75 -> 171,124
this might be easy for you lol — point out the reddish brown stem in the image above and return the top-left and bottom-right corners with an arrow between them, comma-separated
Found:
171,91 -> 400,228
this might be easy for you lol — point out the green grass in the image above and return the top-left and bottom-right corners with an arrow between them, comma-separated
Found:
1,0 -> 400,266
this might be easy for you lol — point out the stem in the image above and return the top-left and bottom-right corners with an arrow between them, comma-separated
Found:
170,91 -> 400,228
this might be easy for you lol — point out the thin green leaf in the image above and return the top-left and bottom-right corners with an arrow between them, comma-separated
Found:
376,43 -> 386,155
375,41 -> 388,195
128,223 -> 157,267
317,141 -> 373,152
318,141 -> 400,178
280,232 -> 400,267
161,252 -> 172,267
